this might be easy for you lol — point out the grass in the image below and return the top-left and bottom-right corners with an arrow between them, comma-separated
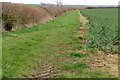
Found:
60,65 -> 114,78
67,45 -> 83,50
2,10 -> 80,78
2,9 -> 116,78
70,45 -> 83,50
62,61 -> 89,70
77,36 -> 84,40
60,66 -> 114,78
68,52 -> 88,57
0,34 -> 2,78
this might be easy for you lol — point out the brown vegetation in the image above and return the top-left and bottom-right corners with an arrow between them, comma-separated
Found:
2,2 -> 75,31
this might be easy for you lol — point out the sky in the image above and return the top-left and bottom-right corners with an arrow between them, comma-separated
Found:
0,0 -> 120,5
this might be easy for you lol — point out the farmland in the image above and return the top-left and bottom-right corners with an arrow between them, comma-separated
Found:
81,8 -> 118,53
2,2 -> 119,78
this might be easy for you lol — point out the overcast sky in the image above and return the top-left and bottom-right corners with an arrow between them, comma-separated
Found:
0,0 -> 119,5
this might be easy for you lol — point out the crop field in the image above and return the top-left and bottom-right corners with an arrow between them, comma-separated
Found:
1,2 -> 119,78
81,8 -> 118,53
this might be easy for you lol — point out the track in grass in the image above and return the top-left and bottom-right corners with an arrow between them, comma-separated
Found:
24,60 -> 61,78
2,10 -> 80,78
3,9 -> 118,78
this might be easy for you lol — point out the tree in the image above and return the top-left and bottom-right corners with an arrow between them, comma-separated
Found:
54,0 -> 63,6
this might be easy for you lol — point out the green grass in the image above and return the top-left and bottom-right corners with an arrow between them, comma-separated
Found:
2,10 -> 80,78
77,36 -> 84,40
71,45 -> 83,50
81,8 -> 118,53
0,34 -> 2,78
67,45 -> 83,50
60,67 -> 114,78
63,61 -> 89,70
59,71 -> 114,78
60,61 -> 114,78
68,52 -> 88,57
2,9 -> 116,78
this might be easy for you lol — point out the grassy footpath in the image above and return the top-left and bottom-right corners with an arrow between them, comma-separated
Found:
3,10 -> 81,78
2,10 -> 115,78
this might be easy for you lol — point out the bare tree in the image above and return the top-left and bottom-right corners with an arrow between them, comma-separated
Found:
54,0 -> 63,6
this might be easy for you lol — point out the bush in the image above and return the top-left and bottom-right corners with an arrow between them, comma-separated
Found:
2,2 -> 50,31
2,2 -> 75,31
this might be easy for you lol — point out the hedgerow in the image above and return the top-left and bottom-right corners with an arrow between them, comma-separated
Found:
2,2 -> 75,31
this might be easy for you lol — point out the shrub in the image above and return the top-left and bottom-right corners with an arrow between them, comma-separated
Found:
2,2 -> 76,31
2,3 -> 48,31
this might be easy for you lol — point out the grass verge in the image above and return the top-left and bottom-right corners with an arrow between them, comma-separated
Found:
2,10 -> 80,78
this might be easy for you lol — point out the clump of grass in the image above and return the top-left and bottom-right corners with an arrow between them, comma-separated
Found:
71,38 -> 78,41
78,36 -> 84,40
71,31 -> 77,34
67,40 -> 81,45
68,52 -> 88,57
68,45 -> 83,50
63,61 -> 73,70
72,62 -> 89,69
63,61 -> 89,70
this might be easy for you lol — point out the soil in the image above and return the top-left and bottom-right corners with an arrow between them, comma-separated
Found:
79,12 -> 88,25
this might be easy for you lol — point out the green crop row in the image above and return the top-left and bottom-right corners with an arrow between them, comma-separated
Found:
81,8 -> 118,53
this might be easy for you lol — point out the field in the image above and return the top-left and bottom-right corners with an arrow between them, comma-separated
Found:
2,3 -> 119,78
81,8 -> 118,53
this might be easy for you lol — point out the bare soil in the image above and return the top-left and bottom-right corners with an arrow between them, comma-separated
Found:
79,12 -> 88,25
